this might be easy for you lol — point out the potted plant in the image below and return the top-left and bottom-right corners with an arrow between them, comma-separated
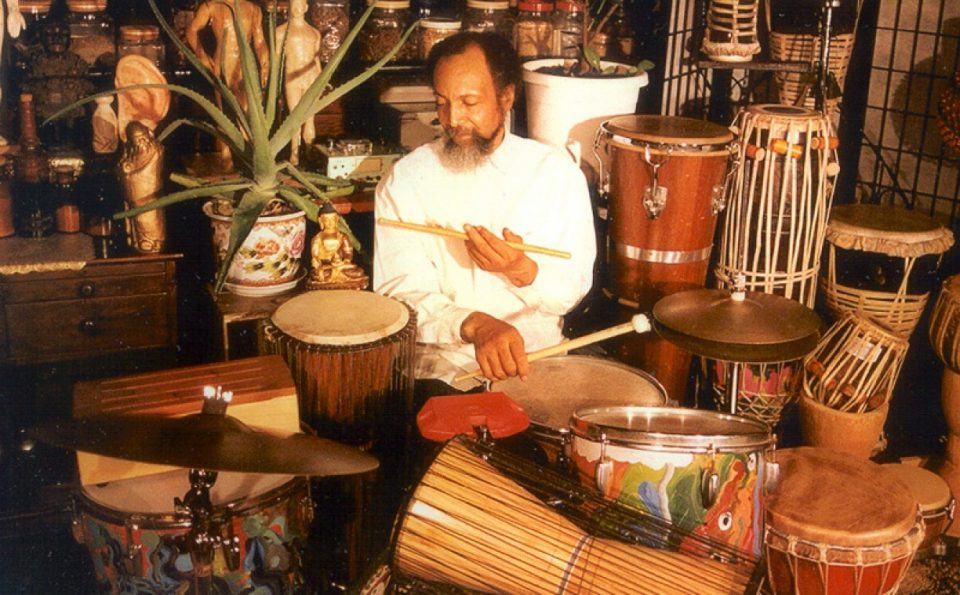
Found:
50,0 -> 416,295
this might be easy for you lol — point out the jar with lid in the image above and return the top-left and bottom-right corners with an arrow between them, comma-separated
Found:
118,25 -> 165,69
308,0 -> 350,64
552,1 -> 581,58
358,0 -> 414,64
17,0 -> 52,45
168,0 -> 198,69
53,165 -> 80,234
418,18 -> 461,61
65,0 -> 115,68
514,1 -> 553,60
464,0 -> 512,39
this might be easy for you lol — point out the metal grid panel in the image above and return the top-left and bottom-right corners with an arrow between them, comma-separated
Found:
661,0 -> 710,116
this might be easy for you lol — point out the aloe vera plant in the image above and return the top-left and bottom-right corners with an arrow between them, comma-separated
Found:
49,0 -> 417,291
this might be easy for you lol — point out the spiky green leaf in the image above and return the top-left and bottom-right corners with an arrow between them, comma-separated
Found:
214,189 -> 274,291
114,181 -> 253,219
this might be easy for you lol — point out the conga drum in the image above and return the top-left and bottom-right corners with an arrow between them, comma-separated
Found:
702,0 -> 761,63
599,115 -> 735,402
822,204 -> 954,339
764,448 -> 923,595
882,463 -> 954,557
928,274 -> 960,536
259,290 -> 416,447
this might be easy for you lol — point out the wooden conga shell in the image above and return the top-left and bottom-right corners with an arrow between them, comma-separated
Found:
798,393 -> 889,459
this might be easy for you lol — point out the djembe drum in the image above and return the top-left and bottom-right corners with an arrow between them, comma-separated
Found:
702,0 -> 761,63
882,463 -> 954,556
598,115 -> 735,402
764,447 -> 923,595
928,274 -> 960,536
822,203 -> 954,339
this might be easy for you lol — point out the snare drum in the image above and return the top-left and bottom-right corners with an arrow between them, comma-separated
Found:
883,463 -> 954,556
259,290 -> 416,447
73,469 -> 312,594
570,406 -> 774,558
598,115 -> 734,402
822,204 -> 953,338
493,355 -> 667,465
765,447 -> 923,595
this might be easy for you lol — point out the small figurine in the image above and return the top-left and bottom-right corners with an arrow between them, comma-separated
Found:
91,96 -> 119,154
119,121 -> 166,254
277,0 -> 322,166
306,201 -> 369,290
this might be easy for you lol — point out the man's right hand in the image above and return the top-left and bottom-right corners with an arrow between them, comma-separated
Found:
460,312 -> 529,381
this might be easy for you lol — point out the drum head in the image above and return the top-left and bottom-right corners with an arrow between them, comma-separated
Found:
271,290 -> 410,346
81,469 -> 292,514
883,463 -> 952,513
570,405 -> 772,451
492,356 -> 666,433
603,115 -> 734,146
744,104 -> 822,120
826,204 -> 954,258
768,448 -> 918,547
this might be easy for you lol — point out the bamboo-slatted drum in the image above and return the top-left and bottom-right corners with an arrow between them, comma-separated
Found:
598,115 -> 735,403
702,0 -> 761,62
259,290 -> 416,447
928,274 -> 960,537
569,406 -> 774,559
765,448 -> 923,595
822,204 -> 954,339
882,463 -> 954,557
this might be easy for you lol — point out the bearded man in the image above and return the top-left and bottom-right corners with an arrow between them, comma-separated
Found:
373,32 -> 596,388
119,121 -> 165,254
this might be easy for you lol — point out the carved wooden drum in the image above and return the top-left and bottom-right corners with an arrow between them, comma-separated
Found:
259,290 -> 416,447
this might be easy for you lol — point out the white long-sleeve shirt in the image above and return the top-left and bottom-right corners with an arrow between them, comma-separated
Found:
373,132 -> 597,383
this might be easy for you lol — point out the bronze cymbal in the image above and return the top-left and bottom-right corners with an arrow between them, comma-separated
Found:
28,414 -> 379,477
652,289 -> 821,363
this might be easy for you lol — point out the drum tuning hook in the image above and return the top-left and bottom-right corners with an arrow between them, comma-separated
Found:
642,145 -> 669,220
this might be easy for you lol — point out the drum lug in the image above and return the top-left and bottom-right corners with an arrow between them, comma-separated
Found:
764,460 -> 782,495
595,458 -> 614,495
700,468 -> 720,508
221,535 -> 241,570
641,144 -> 668,220
123,543 -> 143,577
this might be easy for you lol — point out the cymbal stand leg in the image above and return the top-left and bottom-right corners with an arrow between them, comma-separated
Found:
726,361 -> 743,415
174,468 -> 220,595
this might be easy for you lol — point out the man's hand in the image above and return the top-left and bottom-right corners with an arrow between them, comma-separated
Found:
460,312 -> 529,381
464,224 -> 538,287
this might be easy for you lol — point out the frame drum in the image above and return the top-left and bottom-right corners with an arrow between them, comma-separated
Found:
73,469 -> 311,594
765,448 -> 923,595
599,115 -> 734,403
259,290 -> 416,447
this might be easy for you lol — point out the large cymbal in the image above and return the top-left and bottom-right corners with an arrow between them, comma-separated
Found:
28,414 -> 379,477
652,289 -> 821,363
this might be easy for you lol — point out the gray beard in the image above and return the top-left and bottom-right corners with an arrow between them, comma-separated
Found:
437,124 -> 503,173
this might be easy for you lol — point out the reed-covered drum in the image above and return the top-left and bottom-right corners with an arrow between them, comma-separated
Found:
599,115 -> 734,403
928,274 -> 960,537
765,448 -> 923,595
883,463 -> 954,556
73,469 -> 311,594
822,204 -> 953,338
569,406 -> 774,558
259,290 -> 416,447
702,0 -> 761,62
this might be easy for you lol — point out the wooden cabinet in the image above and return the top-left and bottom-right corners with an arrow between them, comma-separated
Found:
0,254 -> 180,364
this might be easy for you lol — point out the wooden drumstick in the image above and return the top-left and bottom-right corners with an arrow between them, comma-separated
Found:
454,314 -> 653,383
377,218 -> 572,259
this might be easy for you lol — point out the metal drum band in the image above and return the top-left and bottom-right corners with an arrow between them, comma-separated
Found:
612,242 -> 714,264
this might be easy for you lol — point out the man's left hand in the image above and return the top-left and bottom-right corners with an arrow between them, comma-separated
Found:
464,224 -> 538,287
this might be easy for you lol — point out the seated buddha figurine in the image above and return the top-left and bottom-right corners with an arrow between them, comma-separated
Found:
306,201 -> 369,290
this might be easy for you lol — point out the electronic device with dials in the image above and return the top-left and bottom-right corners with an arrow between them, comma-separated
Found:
308,139 -> 403,184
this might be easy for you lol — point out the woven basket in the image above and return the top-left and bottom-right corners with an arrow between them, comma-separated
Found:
768,31 -> 855,111
703,0 -> 761,62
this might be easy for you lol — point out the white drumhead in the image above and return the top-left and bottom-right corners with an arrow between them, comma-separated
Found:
492,356 -> 666,431
883,463 -> 953,512
271,290 -> 410,346
81,469 -> 293,514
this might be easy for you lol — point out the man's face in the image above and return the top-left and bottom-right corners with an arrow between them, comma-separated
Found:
433,45 -> 514,170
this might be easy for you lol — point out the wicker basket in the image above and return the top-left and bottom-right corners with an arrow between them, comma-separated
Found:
768,31 -> 855,111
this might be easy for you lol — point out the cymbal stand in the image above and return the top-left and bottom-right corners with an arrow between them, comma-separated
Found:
724,276 -> 748,415
174,468 -> 221,595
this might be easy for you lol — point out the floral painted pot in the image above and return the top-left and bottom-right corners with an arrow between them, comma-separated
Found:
203,200 -> 306,296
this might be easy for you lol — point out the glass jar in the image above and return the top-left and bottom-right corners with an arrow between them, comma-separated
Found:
18,0 -> 52,44
65,0 -> 115,68
169,0 -> 197,69
308,0 -> 350,64
358,0 -> 413,64
53,165 -> 80,234
418,18 -> 461,61
118,25 -> 165,69
514,1 -> 553,60
552,0 -> 581,58
464,0 -> 512,39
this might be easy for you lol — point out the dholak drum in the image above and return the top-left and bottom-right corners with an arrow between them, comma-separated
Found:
598,115 -> 735,403
492,355 -> 667,465
393,436 -> 756,594
765,448 -> 923,595
882,463 -> 954,557
928,274 -> 960,536
569,406 -> 774,558
822,204 -> 954,339
259,290 -> 416,447
73,469 -> 312,594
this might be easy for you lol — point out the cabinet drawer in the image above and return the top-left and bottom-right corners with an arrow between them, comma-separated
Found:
4,295 -> 172,362
2,272 -> 168,304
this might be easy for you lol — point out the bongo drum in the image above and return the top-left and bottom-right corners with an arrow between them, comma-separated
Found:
882,463 -> 954,557
765,447 -> 923,595
73,469 -> 312,594
702,0 -> 761,63
928,274 -> 960,536
393,436 -> 756,594
259,290 -> 416,447
598,115 -> 735,403
569,406 -> 774,558
822,204 -> 954,338
492,355 -> 667,465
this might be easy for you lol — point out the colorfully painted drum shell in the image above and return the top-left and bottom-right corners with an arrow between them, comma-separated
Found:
74,470 -> 312,594
570,405 -> 773,558
883,463 -> 954,554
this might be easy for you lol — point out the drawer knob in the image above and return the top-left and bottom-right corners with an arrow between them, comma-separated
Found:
78,283 -> 96,298
79,319 -> 98,336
